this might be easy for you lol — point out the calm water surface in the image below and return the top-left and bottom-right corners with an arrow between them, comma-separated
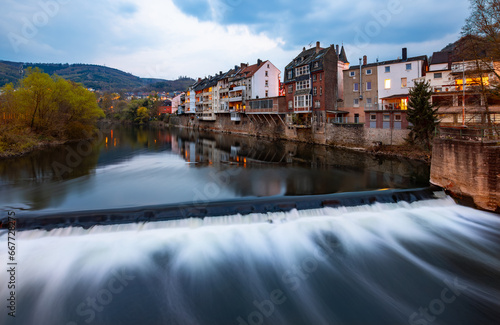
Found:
0,126 -> 430,214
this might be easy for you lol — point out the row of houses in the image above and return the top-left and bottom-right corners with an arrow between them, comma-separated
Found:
177,40 -> 500,131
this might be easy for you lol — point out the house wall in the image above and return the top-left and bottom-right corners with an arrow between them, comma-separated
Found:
343,65 -> 379,123
251,61 -> 281,99
377,60 -> 423,104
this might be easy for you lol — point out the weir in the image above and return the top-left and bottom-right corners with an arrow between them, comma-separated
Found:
2,187 -> 443,231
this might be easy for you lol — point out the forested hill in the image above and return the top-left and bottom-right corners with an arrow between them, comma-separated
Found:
0,60 -> 195,92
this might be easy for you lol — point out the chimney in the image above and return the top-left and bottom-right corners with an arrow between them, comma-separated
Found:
303,47 -> 306,51
363,55 -> 367,66
241,63 -> 248,69
220,71 -> 223,75
198,78 -> 201,82
402,48 -> 407,61
257,59 -> 262,66
316,41 -> 320,54
336,44 -> 339,55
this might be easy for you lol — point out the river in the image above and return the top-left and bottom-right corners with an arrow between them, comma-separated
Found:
0,126 -> 499,325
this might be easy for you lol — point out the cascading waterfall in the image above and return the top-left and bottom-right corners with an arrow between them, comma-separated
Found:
1,197 -> 500,325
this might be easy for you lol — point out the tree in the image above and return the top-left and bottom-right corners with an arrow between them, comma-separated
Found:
461,0 -> 500,131
135,106 -> 149,124
407,80 -> 439,150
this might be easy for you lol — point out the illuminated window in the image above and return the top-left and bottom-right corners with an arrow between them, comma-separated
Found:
401,78 -> 407,88
385,79 -> 391,89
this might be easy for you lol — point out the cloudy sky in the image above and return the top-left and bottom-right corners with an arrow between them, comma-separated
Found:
1,0 -> 470,80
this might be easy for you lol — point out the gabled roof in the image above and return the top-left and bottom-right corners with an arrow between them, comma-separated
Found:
285,47 -> 329,70
430,51 -> 451,65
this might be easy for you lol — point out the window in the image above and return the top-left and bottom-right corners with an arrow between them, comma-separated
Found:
295,65 -> 310,76
366,81 -> 372,91
354,83 -> 359,91
354,98 -> 359,107
366,98 -> 373,108
370,114 -> 377,121
287,70 -> 293,79
320,87 -> 323,95
384,79 -> 391,89
401,77 -> 407,88
265,90 -> 269,97
267,64 -> 270,68
313,87 -> 317,96
314,62 -> 319,68
349,71 -> 355,77
265,71 -> 268,77
315,100 -> 321,108
288,100 -> 293,110
313,74 -> 317,81
406,63 -> 412,70
434,73 -> 442,79
366,69 -> 372,75
320,74 -> 322,81
296,79 -> 311,90
383,114 -> 390,121
385,66 -> 390,73
394,114 -> 401,121
288,85 -> 293,93
294,95 -> 311,108
435,87 -> 442,92
265,80 -> 269,87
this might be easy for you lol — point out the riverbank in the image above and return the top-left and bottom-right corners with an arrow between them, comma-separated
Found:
164,115 -> 432,164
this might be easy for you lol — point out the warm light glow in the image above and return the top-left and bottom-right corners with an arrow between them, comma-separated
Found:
401,98 -> 408,110
456,77 -> 489,86
105,137 -> 108,144
384,79 -> 391,89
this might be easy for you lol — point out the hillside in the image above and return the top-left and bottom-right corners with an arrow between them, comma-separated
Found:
0,60 -> 194,93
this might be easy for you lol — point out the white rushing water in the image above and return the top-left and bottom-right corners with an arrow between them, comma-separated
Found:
1,197 -> 500,325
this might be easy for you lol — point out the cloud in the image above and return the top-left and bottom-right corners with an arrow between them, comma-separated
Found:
0,0 -> 471,80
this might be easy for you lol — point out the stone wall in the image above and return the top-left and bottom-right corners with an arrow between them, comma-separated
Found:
431,139 -> 499,212
171,114 -> 410,147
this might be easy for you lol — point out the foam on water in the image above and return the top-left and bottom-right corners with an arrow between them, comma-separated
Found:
1,197 -> 499,325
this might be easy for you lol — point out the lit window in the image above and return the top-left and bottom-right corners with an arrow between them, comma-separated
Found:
354,83 -> 359,91
406,63 -> 412,70
385,79 -> 391,89
434,73 -> 442,79
385,66 -> 390,73
366,82 -> 372,91
401,78 -> 407,88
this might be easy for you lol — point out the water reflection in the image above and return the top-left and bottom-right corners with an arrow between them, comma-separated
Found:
0,126 -> 430,213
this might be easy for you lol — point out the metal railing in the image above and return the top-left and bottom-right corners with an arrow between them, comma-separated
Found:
435,125 -> 500,141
